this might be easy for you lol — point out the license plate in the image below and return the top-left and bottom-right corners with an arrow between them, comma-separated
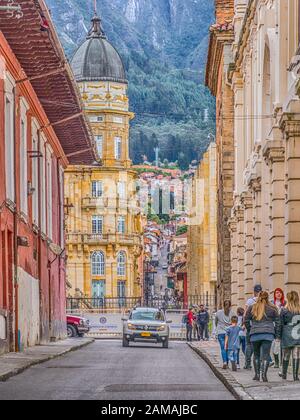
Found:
141,332 -> 151,337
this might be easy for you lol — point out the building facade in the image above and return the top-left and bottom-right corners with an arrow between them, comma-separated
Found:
0,0 -> 95,354
206,0 -> 235,307
228,0 -> 300,307
65,13 -> 143,303
187,143 -> 218,301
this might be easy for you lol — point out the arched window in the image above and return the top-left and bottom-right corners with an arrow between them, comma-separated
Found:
91,251 -> 105,276
117,252 -> 126,276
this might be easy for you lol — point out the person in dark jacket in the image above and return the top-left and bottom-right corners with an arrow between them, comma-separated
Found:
245,291 -> 280,383
185,308 -> 195,342
271,288 -> 286,369
279,291 -> 300,381
197,305 -> 210,341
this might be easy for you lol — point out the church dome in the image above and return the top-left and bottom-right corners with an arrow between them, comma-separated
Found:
71,14 -> 127,84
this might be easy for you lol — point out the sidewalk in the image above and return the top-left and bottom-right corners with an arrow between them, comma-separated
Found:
0,338 -> 94,382
189,340 -> 300,400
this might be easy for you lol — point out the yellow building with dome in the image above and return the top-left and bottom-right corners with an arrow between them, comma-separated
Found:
65,12 -> 143,303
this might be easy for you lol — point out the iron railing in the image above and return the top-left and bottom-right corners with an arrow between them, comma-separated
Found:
66,297 -> 142,311
66,295 -> 217,312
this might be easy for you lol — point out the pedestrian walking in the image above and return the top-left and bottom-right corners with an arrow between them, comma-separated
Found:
271,288 -> 286,369
197,305 -> 210,341
244,284 -> 263,370
215,300 -> 235,370
237,307 -> 246,370
185,307 -> 195,342
192,306 -> 199,340
245,291 -> 280,383
225,316 -> 243,372
279,291 -> 300,381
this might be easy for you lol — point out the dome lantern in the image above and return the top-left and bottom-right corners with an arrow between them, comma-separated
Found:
70,10 -> 127,84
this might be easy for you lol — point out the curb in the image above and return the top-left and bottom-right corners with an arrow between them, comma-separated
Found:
188,343 -> 254,401
0,338 -> 94,382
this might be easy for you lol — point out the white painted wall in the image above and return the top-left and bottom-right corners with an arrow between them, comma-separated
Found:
18,268 -> 40,350
0,314 -> 6,340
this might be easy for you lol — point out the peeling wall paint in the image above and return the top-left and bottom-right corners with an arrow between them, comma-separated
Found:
18,268 -> 40,351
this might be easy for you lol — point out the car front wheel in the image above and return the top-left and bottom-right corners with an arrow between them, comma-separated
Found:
163,339 -> 169,349
67,325 -> 78,338
122,336 -> 130,347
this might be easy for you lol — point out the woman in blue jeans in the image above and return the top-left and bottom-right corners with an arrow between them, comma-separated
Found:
215,300 -> 235,369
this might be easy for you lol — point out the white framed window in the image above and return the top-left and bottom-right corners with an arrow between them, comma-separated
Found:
59,166 -> 64,247
89,115 -> 104,123
117,182 -> 126,199
92,216 -> 103,234
117,216 -> 126,234
95,135 -> 103,158
91,251 -> 105,276
40,137 -> 46,234
46,146 -> 53,239
31,120 -> 39,226
19,98 -> 29,215
117,252 -> 126,276
4,95 -> 14,202
114,137 -> 122,160
92,181 -> 103,198
113,117 -> 123,124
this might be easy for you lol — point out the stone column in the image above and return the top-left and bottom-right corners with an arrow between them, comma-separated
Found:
250,177 -> 262,287
229,218 -> 238,308
241,192 -> 254,300
282,119 -> 300,293
236,205 -> 245,308
263,139 -> 285,292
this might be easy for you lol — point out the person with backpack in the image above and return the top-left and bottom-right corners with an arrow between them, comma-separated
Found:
244,284 -> 263,370
197,305 -> 210,341
245,291 -> 280,383
279,291 -> 300,381
225,316 -> 243,372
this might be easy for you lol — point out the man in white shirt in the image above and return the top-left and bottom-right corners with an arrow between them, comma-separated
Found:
244,285 -> 262,370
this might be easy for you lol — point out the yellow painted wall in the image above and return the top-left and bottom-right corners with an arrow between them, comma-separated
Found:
187,143 -> 217,297
65,80 -> 143,299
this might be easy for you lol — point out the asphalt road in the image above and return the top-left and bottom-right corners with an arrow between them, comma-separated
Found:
0,340 -> 234,400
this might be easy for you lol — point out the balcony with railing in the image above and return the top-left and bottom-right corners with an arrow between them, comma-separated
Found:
81,196 -> 105,209
66,232 -> 142,247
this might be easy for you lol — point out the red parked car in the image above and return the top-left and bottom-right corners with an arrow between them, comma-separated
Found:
67,315 -> 90,338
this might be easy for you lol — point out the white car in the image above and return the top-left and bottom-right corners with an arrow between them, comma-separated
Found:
122,307 -> 171,348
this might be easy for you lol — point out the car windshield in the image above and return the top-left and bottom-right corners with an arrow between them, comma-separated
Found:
130,310 -> 165,321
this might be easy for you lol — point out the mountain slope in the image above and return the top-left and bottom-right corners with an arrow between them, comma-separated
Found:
46,0 -> 215,168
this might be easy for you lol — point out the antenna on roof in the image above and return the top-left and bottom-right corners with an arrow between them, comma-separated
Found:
94,0 -> 97,15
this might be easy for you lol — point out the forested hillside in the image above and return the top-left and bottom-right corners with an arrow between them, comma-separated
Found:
47,0 -> 215,168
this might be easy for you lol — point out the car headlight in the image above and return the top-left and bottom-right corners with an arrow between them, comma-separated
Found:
127,323 -> 136,330
158,325 -> 166,331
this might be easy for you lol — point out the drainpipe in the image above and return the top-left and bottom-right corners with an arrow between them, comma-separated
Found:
13,86 -> 19,352
37,129 -> 42,343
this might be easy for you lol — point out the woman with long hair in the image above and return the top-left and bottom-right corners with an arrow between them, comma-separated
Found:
215,300 -> 235,369
280,291 -> 300,381
245,291 -> 280,382
270,288 -> 286,368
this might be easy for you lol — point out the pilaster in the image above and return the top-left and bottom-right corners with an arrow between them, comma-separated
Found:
281,117 -> 300,293
241,191 -> 253,299
263,139 -> 285,291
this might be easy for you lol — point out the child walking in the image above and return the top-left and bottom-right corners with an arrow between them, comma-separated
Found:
225,316 -> 242,372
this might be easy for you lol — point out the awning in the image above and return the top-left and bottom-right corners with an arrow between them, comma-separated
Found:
0,0 -> 96,165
